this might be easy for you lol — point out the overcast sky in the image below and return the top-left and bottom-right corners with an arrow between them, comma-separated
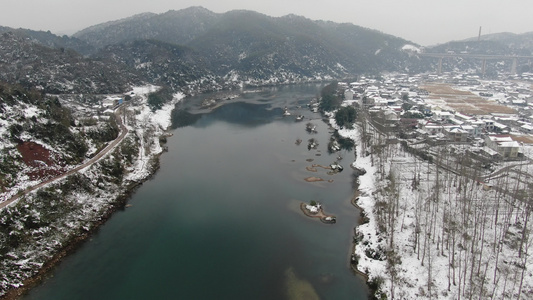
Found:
2,0 -> 532,46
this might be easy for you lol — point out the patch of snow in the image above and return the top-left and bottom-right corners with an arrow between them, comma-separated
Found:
402,44 -> 421,53
23,106 -> 40,119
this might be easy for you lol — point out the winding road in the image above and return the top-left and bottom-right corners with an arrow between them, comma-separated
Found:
0,106 -> 129,210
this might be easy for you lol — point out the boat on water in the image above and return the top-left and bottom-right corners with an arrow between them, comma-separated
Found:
330,163 -> 343,172
323,216 -> 337,224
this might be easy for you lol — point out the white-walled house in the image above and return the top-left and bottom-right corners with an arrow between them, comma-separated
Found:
344,89 -> 354,100
432,111 -> 453,122
446,127 -> 469,142
484,135 -> 521,159
461,125 -> 481,138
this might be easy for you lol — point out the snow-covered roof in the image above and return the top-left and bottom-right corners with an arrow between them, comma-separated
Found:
433,111 -> 453,117
482,146 -> 499,156
499,141 -> 521,148
487,135 -> 513,143
447,127 -> 467,133
493,122 -> 508,129
449,118 -> 463,125
454,112 -> 472,120
521,124 -> 533,131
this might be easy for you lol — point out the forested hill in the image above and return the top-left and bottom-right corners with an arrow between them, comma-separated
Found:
0,32 -> 141,94
74,7 -> 420,78
73,8 -> 217,49
0,26 -> 95,55
3,7 -> 533,95
461,31 -> 533,55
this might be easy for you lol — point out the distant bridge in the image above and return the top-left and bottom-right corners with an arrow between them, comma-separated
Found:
419,53 -> 533,75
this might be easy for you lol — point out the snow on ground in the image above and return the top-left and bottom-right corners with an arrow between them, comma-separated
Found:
0,85 -> 187,296
151,92 -> 185,130
130,84 -> 160,96
123,87 -> 185,182
331,101 -> 533,299
402,44 -> 422,53
22,106 -> 40,119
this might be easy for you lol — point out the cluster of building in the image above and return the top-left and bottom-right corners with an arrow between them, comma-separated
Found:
340,73 -> 533,161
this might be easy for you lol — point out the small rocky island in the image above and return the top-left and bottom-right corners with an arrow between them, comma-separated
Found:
300,201 -> 336,224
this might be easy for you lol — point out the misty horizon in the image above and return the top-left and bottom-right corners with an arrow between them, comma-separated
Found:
2,1 -> 533,46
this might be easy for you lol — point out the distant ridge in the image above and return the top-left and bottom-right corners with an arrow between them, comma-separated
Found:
74,12 -> 157,36
73,7 -> 219,49
7,7 -> 532,93
455,31 -> 533,55
73,6 -> 418,77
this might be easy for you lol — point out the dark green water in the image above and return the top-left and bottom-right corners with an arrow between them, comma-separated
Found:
24,85 -> 368,300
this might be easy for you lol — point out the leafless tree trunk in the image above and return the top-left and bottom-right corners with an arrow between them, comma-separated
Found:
517,229 -> 531,300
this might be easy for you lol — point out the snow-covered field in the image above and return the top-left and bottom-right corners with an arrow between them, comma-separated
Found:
332,105 -> 533,299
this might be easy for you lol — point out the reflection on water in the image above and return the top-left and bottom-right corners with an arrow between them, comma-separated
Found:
24,84 -> 368,300
194,102 -> 283,128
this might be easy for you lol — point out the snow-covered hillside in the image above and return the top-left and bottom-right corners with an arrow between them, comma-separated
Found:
330,100 -> 533,299
0,85 -> 183,296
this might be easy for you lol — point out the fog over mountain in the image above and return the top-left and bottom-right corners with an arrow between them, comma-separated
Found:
1,3 -> 533,300
2,6 -> 532,95
0,7 -> 430,94
2,0 -> 533,45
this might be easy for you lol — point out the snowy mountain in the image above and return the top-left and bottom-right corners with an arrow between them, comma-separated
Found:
93,39 -> 217,92
74,7 -> 419,77
462,31 -> 533,54
0,32 -> 141,94
73,8 -> 216,50
0,7 -> 429,96
0,26 -> 95,55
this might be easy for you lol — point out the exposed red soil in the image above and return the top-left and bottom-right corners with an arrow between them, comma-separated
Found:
17,142 -> 67,181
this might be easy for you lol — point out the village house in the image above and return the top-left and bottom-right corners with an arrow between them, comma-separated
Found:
484,135 -> 521,159
432,110 -> 453,123
460,125 -> 481,138
521,124 -> 533,133
446,127 -> 469,142
344,89 -> 354,100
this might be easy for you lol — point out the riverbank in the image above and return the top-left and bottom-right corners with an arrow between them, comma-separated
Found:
0,88 -> 184,299
334,106 -> 533,298
344,135 -> 377,280
349,192 -> 370,282
324,114 -> 380,297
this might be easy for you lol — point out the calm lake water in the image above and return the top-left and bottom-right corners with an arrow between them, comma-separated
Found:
24,84 -> 368,300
